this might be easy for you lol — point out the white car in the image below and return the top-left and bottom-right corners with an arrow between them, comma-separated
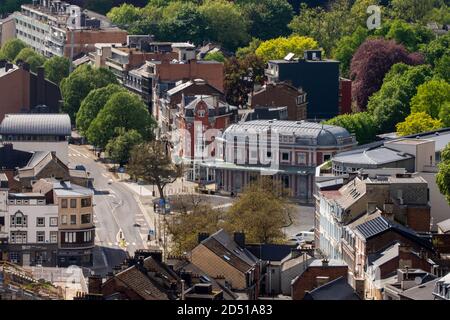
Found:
295,231 -> 315,244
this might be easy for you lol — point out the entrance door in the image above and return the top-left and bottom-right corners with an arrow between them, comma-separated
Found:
22,253 -> 30,266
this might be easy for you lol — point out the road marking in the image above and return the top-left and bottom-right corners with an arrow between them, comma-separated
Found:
102,173 -> 110,178
132,242 -> 136,246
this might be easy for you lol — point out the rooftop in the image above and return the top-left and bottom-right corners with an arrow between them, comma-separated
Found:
0,114 -> 71,136
303,277 -> 360,300
437,218 -> 450,233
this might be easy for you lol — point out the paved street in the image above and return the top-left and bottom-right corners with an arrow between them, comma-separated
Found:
68,145 -> 155,276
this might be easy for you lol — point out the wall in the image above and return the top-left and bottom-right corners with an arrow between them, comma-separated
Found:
64,29 -> 128,58
0,68 -> 30,122
0,17 -> 16,47
291,264 -> 348,300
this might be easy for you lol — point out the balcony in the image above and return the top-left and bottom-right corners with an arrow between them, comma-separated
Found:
59,239 -> 95,250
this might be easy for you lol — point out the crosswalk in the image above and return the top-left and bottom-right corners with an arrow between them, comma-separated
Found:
69,153 -> 89,159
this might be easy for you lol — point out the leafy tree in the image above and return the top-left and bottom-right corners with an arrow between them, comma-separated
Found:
425,4 -> 450,25
14,48 -> 37,64
224,54 -> 265,106
0,0 -> 30,15
386,20 -> 434,52
410,79 -> 450,121
105,128 -> 143,166
324,112 -> 377,145
25,54 -> 45,73
255,35 -> 319,63
367,63 -> 433,133
439,105 -> 450,128
60,64 -> 118,121
128,140 -> 183,201
289,0 -> 355,55
0,39 -> 27,61
236,38 -> 262,59
86,91 -> 155,148
420,32 -> 450,66
167,194 -> 223,255
350,38 -> 424,110
158,1 -> 207,45
333,26 -> 368,78
204,51 -> 225,63
199,0 -> 249,50
391,0 -> 439,23
396,112 -> 443,136
43,56 -> 71,85
224,178 -> 292,244
434,54 -> 450,82
437,143 -> 450,206
106,3 -> 143,28
238,0 -> 294,40
76,84 -> 125,135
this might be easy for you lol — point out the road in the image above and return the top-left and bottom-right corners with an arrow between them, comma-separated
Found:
68,145 -> 153,276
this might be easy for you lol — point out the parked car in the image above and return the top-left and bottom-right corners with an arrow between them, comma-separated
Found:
75,165 -> 86,171
295,231 -> 315,244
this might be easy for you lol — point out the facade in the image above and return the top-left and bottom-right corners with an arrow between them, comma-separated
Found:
12,0 -> 127,58
206,120 -> 356,201
174,95 -> 238,181
159,78 -> 224,135
0,16 -> 16,46
189,230 -> 261,299
265,50 -> 340,120
0,62 -> 62,122
248,82 -> 308,121
0,113 -> 71,164
316,171 -> 431,261
328,129 -> 450,230
339,78 -> 352,114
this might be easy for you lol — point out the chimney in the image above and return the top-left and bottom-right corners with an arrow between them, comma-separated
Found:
36,66 -> 46,105
233,232 -> 245,249
322,258 -> 329,267
20,62 -> 30,72
4,63 -> 13,72
88,275 -> 103,295
0,60 -> 6,68
198,232 -> 210,244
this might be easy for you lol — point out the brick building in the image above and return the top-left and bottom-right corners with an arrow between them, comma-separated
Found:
0,62 -> 62,122
291,259 -> 349,300
248,82 -> 308,121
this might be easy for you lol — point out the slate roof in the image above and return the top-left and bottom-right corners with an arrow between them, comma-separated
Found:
245,244 -> 297,262
0,114 -> 71,136
354,216 -> 434,250
201,229 -> 259,273
437,218 -> 450,234
303,277 -> 360,300
0,144 -> 33,169
399,278 -> 439,300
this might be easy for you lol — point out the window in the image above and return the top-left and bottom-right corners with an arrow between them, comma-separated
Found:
64,232 -> 76,243
267,151 -> 272,158
50,231 -> 58,243
70,215 -> 77,225
36,217 -> 45,227
282,175 -> 290,189
323,154 -> 331,162
10,231 -> 27,244
81,198 -> 91,208
84,231 -> 92,242
36,231 -> 45,243
282,152 -> 290,162
61,215 -> 67,225
9,252 -> 19,263
81,214 -> 91,224
297,152 -> 307,165
11,211 -> 27,227
61,199 -> 68,208
70,199 -> 77,209
50,217 -> 58,226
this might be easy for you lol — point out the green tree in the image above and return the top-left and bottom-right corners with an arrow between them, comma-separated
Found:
386,20 -> 433,52
236,38 -> 262,59
333,26 -> 368,77
106,3 -> 143,28
238,0 -> 293,40
396,112 -> 443,136
76,84 -> 125,135
199,0 -> 249,50
437,143 -> 450,206
255,35 -> 319,63
391,0 -> 439,23
0,39 -> 27,61
225,178 -> 292,244
43,56 -> 72,85
105,128 -> 143,165
0,0 -> 31,15
410,79 -> 450,120
420,32 -> 450,66
367,63 -> 433,133
25,54 -> 45,73
434,54 -> 450,82
203,51 -> 225,63
128,140 -> 183,201
86,91 -> 155,148
60,64 -> 118,121
14,47 -> 37,64
324,112 -> 377,145
425,4 -> 450,25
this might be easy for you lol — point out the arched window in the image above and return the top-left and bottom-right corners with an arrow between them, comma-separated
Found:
11,211 -> 27,227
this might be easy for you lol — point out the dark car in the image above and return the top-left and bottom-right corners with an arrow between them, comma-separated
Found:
75,165 -> 86,171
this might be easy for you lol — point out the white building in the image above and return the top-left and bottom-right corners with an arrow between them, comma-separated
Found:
0,113 -> 71,164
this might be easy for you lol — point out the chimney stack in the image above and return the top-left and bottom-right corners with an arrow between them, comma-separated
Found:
88,275 -> 103,295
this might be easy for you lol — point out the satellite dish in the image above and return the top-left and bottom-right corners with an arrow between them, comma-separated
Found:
414,276 -> 422,285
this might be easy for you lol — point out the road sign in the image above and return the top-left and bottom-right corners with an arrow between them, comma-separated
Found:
148,229 -> 154,235
118,167 -> 125,173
